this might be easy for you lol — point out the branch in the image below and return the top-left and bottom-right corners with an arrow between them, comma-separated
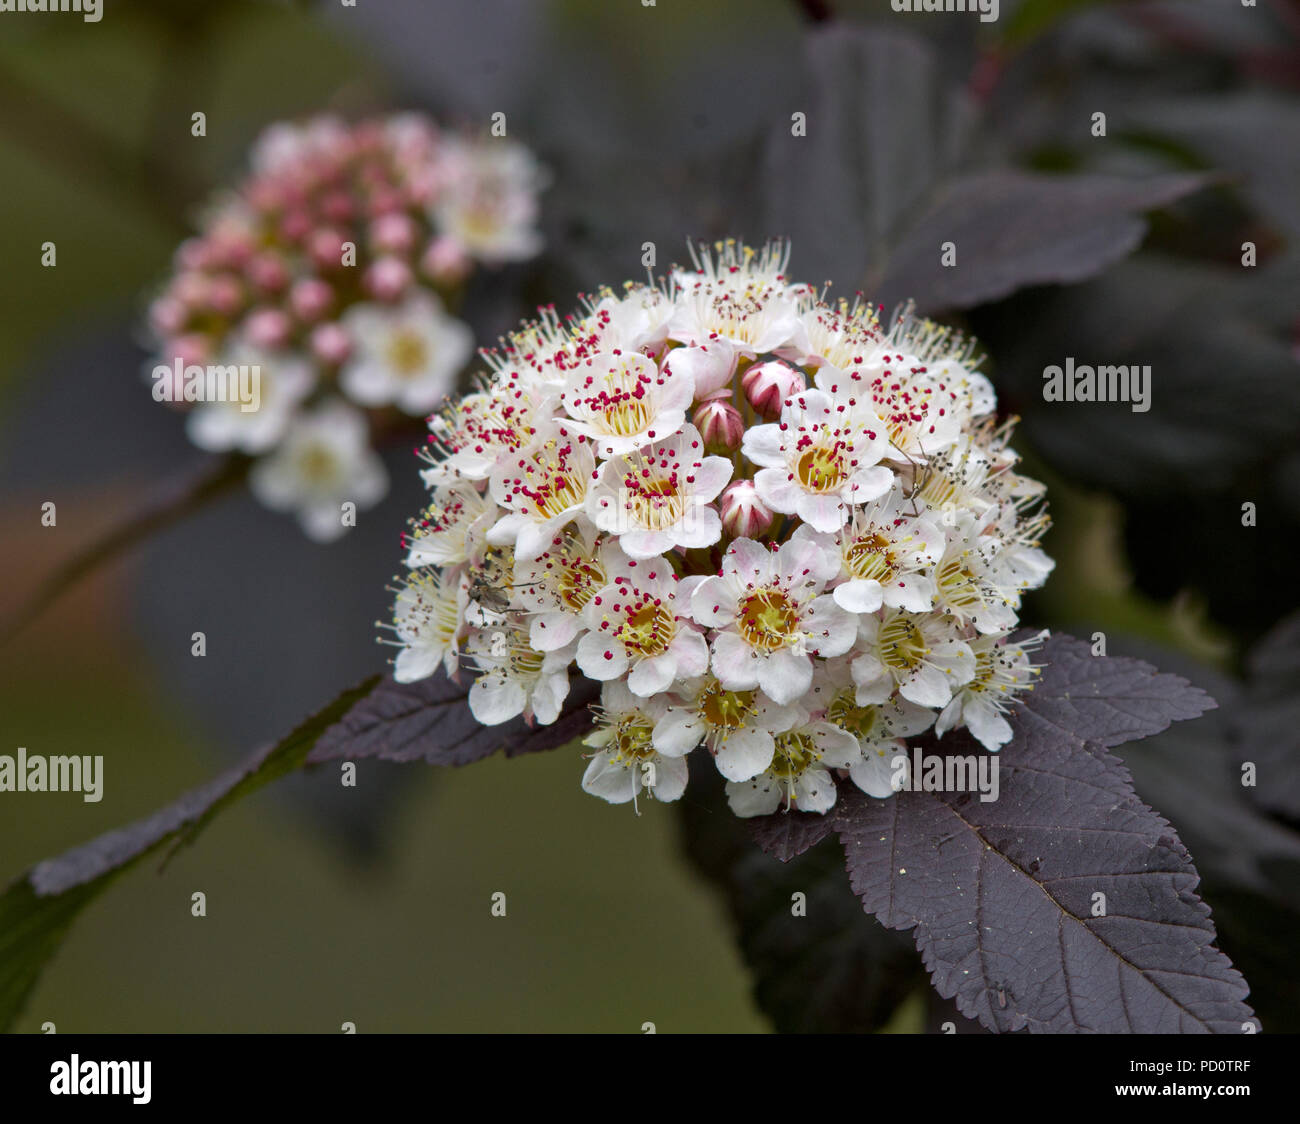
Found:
1,454 -> 249,647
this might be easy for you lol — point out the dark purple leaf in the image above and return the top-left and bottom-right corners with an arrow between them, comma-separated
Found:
307,671 -> 598,766
759,25 -> 1208,313
1239,610 -> 1300,821
678,756 -> 922,1033
1007,631 -> 1217,752
834,633 -> 1254,1033
875,170 -> 1213,312
761,24 -> 974,295
750,807 -> 838,862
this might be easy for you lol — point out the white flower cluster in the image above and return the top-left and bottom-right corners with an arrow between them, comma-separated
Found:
146,114 -> 547,540
387,241 -> 1053,817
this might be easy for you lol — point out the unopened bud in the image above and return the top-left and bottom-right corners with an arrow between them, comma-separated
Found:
310,321 -> 352,366
207,275 -> 244,318
246,252 -> 289,294
742,360 -> 804,420
289,278 -> 334,323
371,212 -> 418,255
421,235 -> 471,285
244,307 -> 292,350
364,256 -> 413,301
720,480 -> 773,539
693,398 -> 744,453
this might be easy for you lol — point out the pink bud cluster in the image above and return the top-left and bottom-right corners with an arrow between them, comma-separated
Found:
144,113 -> 547,540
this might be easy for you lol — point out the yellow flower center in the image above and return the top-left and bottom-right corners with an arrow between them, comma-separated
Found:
610,715 -> 657,763
827,692 -> 881,740
879,614 -> 927,671
795,442 -> 846,493
699,681 -> 756,731
387,329 -> 429,376
845,532 -> 895,583
737,588 -> 801,651
769,731 -> 817,780
617,602 -> 674,658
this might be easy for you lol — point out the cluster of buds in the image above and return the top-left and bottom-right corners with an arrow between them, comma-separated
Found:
145,113 -> 547,539
386,240 -> 1054,816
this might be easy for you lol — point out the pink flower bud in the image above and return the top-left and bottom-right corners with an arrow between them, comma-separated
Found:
207,274 -> 244,317
247,179 -> 284,214
172,271 -> 212,311
693,398 -> 744,453
246,252 -> 289,293
176,237 -> 213,272
310,321 -> 352,366
168,332 -> 211,368
149,296 -> 187,338
720,480 -> 773,539
320,189 -> 356,225
364,256 -> 413,301
308,228 -> 348,270
278,209 -> 311,244
742,360 -> 805,420
243,307 -> 292,349
370,186 -> 406,216
370,212 -> 418,255
289,278 -> 334,323
421,235 -> 470,284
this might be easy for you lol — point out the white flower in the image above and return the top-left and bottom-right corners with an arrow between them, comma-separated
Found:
581,682 -> 687,806
512,521 -> 624,653
340,291 -> 474,415
930,515 -> 1019,634
420,381 -> 555,487
845,351 -> 969,463
666,342 -> 736,401
590,288 -> 675,355
809,662 -> 936,798
587,423 -> 732,558
576,555 -> 708,696
249,399 -> 388,541
185,345 -> 314,454
250,116 -> 349,175
668,241 -> 811,356
850,609 -> 975,709
742,382 -> 893,533
405,483 -> 497,569
798,488 -> 945,615
907,435 -> 998,524
936,631 -> 1046,751
385,568 -> 468,683
465,619 -> 572,726
559,349 -> 695,457
487,421 -> 595,561
724,715 -> 860,817
652,675 -> 801,782
380,240 -> 1058,822
691,536 -> 856,705
432,137 -> 547,265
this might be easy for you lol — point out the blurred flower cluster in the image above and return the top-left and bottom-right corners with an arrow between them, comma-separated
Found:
145,113 -> 547,539
386,241 -> 1055,817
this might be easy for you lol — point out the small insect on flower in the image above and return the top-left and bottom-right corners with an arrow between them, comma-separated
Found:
383,239 -> 1055,818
